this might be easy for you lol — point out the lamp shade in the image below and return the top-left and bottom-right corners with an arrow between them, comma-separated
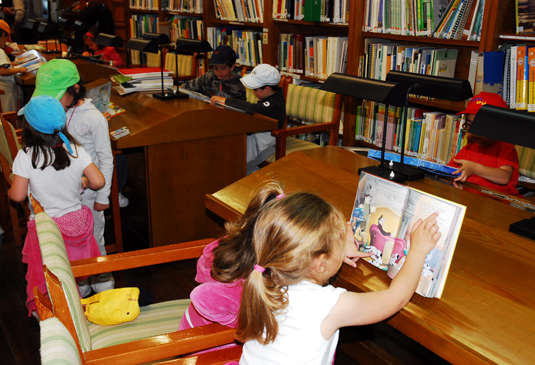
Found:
142,32 -> 172,45
124,38 -> 159,54
385,70 -> 473,101
95,33 -> 124,48
37,22 -> 58,34
174,38 -> 213,53
25,19 -> 39,31
320,73 -> 408,107
469,105 -> 535,149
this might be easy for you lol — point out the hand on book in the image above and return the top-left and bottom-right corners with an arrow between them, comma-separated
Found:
409,213 -> 441,256
210,96 -> 226,106
344,223 -> 372,268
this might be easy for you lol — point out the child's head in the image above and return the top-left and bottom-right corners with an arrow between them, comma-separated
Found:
457,92 -> 507,145
83,32 -> 102,52
34,59 -> 86,111
18,95 -> 77,170
209,46 -> 237,80
211,181 -> 285,283
0,20 -> 11,46
236,191 -> 346,344
240,64 -> 280,100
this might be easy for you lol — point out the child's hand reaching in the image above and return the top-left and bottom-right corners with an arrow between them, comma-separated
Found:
409,212 -> 441,256
211,96 -> 226,106
343,222 -> 372,268
81,176 -> 89,189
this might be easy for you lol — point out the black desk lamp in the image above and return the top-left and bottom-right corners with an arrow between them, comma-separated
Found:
171,38 -> 213,99
385,71 -> 473,180
94,33 -> 123,66
37,22 -> 61,53
321,73 -> 416,182
124,38 -> 159,68
142,32 -> 174,101
468,105 -> 535,240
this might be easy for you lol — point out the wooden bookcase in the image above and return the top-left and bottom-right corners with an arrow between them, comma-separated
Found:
86,0 -> 516,146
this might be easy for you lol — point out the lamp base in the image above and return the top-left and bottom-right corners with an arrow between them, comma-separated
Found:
358,165 -> 406,183
379,161 -> 425,181
153,92 -> 175,101
509,217 -> 535,241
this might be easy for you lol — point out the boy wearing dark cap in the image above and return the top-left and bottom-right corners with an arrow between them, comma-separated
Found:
211,64 -> 286,175
181,45 -> 246,100
447,92 -> 522,197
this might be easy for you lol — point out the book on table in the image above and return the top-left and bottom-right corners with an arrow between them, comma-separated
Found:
350,172 -> 466,298
87,79 -> 126,118
119,67 -> 173,79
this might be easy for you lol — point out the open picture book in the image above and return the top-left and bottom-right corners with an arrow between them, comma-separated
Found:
87,80 -> 126,118
350,172 -> 466,298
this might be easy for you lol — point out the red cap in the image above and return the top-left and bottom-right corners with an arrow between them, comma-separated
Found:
456,92 -> 508,115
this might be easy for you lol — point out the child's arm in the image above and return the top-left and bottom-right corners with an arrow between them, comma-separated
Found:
8,175 -> 28,202
452,159 -> 513,185
211,96 -> 226,106
321,213 -> 441,340
0,66 -> 27,76
83,163 -> 105,191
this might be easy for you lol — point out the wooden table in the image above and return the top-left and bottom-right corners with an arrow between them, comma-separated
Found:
205,146 -> 535,365
107,88 -> 278,247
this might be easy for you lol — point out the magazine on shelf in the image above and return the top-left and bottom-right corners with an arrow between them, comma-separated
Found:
87,80 -> 126,118
350,172 -> 466,298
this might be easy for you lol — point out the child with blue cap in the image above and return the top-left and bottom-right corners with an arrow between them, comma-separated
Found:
8,95 -> 106,317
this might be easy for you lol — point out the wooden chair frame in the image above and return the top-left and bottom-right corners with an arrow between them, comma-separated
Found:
37,238 -> 241,365
272,93 -> 344,160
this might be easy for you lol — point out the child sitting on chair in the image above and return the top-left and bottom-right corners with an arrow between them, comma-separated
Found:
181,45 -> 246,100
82,31 -> 123,67
447,92 -> 522,197
8,96 -> 105,316
211,64 -> 286,175
0,20 -> 26,112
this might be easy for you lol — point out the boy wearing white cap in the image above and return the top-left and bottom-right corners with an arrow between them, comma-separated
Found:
211,64 -> 286,175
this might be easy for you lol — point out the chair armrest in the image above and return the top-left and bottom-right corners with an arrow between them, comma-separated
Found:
271,121 -> 339,138
154,345 -> 242,364
71,238 -> 214,278
84,323 -> 236,365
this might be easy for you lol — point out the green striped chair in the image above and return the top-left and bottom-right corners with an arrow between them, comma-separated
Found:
40,317 -> 83,365
35,208 -> 236,364
266,83 -> 343,162
165,51 -> 198,81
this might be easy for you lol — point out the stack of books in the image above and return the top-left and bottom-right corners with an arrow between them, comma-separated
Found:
112,67 -> 174,95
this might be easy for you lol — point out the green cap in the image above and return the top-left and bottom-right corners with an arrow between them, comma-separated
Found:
33,59 -> 80,100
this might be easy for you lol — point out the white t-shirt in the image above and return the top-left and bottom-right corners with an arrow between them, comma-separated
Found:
12,145 -> 92,218
0,47 -> 19,112
240,281 -> 347,365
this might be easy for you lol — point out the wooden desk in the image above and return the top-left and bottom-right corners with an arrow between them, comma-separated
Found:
205,146 -> 535,365
107,89 -> 278,247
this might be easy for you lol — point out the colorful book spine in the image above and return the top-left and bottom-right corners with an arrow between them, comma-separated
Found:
517,46 -> 529,111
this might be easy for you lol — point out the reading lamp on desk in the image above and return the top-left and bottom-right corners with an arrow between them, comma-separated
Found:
142,32 -> 174,101
170,38 -> 213,99
37,22 -> 61,54
385,71 -> 473,180
468,105 -> 535,241
320,73 -> 415,183
124,37 -> 159,69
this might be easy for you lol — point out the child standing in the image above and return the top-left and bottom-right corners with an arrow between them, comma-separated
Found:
33,59 -> 118,295
179,182 -> 365,332
0,19 -> 26,112
235,192 -> 441,365
8,95 -> 105,315
82,31 -> 123,67
181,45 -> 246,100
447,92 -> 522,197
211,64 -> 286,175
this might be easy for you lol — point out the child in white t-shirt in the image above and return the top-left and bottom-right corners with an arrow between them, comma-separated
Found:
8,95 -> 105,316
234,190 -> 441,365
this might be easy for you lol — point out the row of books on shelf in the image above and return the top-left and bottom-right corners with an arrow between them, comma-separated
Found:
213,0 -> 264,22
272,0 -> 349,24
207,27 -> 263,66
279,34 -> 348,79
169,16 -> 204,42
356,101 -> 468,165
167,0 -> 203,13
129,14 -> 161,67
363,0 -> 484,41
359,39 -> 459,81
129,0 -> 160,11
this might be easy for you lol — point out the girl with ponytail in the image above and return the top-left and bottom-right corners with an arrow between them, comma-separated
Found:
235,192 -> 441,365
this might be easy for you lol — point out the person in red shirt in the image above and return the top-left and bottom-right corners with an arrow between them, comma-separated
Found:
447,92 -> 522,197
82,32 -> 123,67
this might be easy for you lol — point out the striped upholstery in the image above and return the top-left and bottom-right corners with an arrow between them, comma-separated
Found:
36,211 -> 192,353
285,84 -> 337,125
246,88 -> 258,104
40,317 -> 83,365
165,53 -> 195,77
516,145 -> 535,180
88,299 -> 190,349
0,120 -> 13,166
146,51 -> 161,67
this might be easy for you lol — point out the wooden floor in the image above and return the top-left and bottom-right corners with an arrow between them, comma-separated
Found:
0,189 -> 449,365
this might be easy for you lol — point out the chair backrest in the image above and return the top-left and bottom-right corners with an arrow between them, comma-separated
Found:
0,112 -> 19,167
146,50 -> 162,68
285,84 -> 338,125
165,52 -> 196,79
40,317 -> 84,365
516,145 -> 535,180
36,211 -> 93,353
